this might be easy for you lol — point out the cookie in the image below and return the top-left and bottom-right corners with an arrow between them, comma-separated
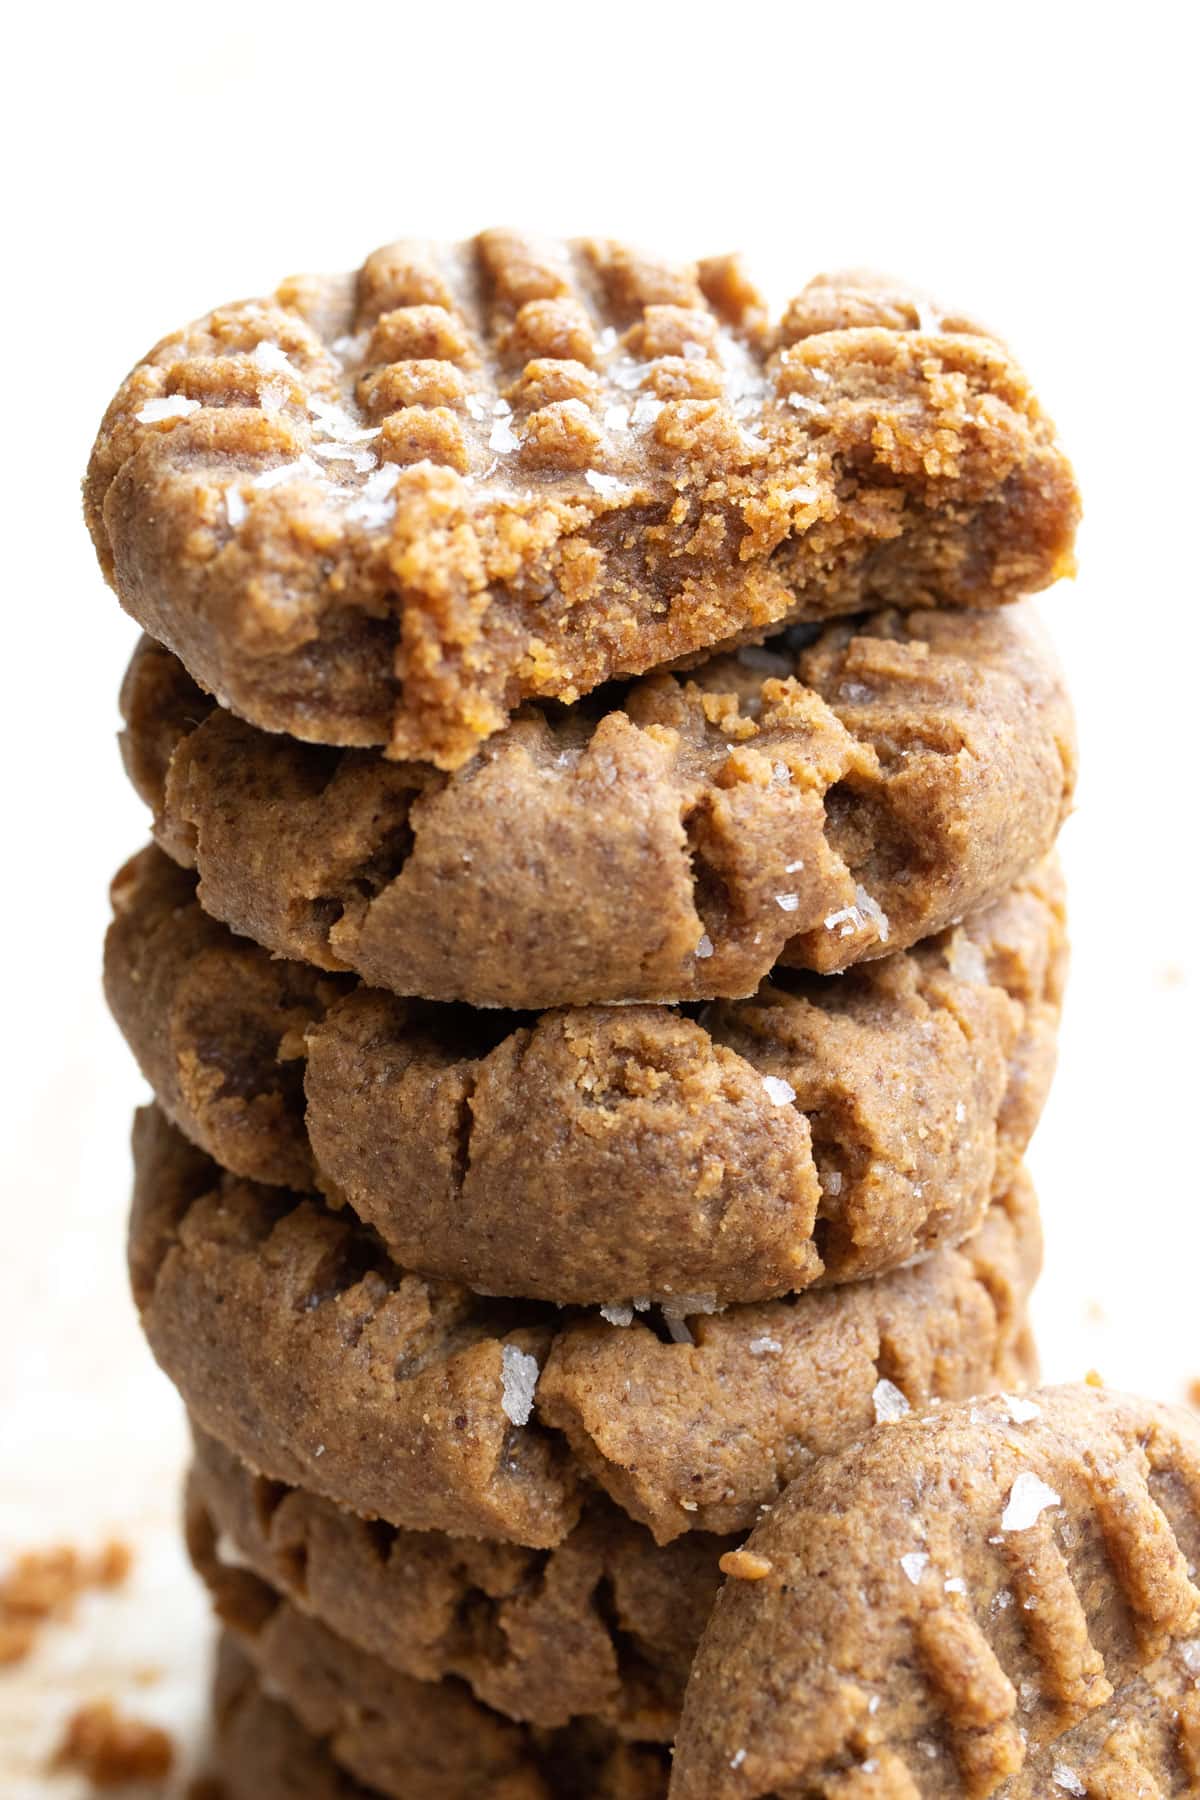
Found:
129,1106 -> 1040,1546
107,846 -> 1062,1306
119,605 -> 1075,1005
85,235 -> 1079,769
188,1422 -> 724,1736
212,1637 -> 670,1800
670,1385 -> 1200,1798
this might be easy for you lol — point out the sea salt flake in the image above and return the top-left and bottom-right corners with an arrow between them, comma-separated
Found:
749,1337 -> 783,1356
1180,1639 -> 1200,1674
463,394 -> 487,422
598,326 -> 618,352
345,462 -> 401,526
730,1748 -> 746,1770
603,405 -> 629,431
900,1552 -> 929,1585
823,903 -> 863,939
492,397 -> 513,416
253,455 -> 324,490
872,1379 -> 911,1424
1002,1394 -> 1042,1424
331,330 -> 370,360
312,442 -> 377,473
823,1170 -> 843,1196
1001,1472 -> 1061,1533
785,859 -> 805,873
695,934 -> 715,960
488,417 -> 520,454
854,883 -> 889,943
631,396 -> 664,426
500,1345 -> 539,1426
1052,1764 -> 1086,1796
761,1075 -> 796,1107
308,394 -> 380,443
225,488 -> 248,528
955,1101 -> 967,1124
135,395 -> 200,423
682,340 -> 709,361
585,470 -> 624,498
601,1303 -> 634,1328
775,893 -> 801,913
252,341 -> 291,373
944,1576 -> 967,1595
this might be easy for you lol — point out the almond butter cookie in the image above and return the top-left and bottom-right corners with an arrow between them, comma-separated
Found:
189,1425 -> 720,1739
107,845 -> 1062,1306
86,236 -> 1078,769
120,604 -> 1074,1004
212,1635 -> 670,1799
671,1385 -> 1200,1798
130,1107 -> 1039,1547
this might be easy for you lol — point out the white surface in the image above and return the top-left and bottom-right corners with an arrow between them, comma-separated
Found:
1,1 -> 1197,1789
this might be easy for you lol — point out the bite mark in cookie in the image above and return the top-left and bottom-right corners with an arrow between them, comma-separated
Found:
86,236 -> 1079,768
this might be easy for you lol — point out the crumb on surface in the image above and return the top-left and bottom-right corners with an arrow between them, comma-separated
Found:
0,1539 -> 132,1665
719,1548 -> 774,1581
51,1698 -> 174,1786
1187,1378 -> 1200,1409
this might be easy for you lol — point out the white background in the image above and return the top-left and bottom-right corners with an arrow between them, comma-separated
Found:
1,2 -> 1197,1790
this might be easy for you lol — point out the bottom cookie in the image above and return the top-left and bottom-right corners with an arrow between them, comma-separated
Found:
211,1626 -> 670,1800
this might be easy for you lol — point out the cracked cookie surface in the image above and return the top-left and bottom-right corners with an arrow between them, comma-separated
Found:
107,845 -> 1062,1306
120,604 -> 1074,1006
670,1385 -> 1200,1799
129,1107 -> 1040,1547
189,1424 -> 722,1738
212,1635 -> 671,1799
87,235 -> 1078,769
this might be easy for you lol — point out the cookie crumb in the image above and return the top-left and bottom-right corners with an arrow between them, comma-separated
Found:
720,1549 -> 774,1581
0,1539 -> 132,1664
51,1699 -> 173,1786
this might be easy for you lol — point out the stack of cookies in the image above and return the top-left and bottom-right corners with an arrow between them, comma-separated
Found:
86,231 -> 1081,1798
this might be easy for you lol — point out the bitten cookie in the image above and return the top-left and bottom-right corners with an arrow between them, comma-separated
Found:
120,605 -> 1075,1005
129,1107 -> 1040,1546
671,1385 -> 1200,1799
188,1423 -> 724,1737
107,846 -> 1062,1306
85,235 -> 1078,769
212,1637 -> 670,1799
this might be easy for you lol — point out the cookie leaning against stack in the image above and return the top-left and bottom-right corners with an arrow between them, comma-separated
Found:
86,230 -> 1080,1797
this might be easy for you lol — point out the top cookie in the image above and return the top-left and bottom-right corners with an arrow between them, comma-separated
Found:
85,233 -> 1079,768
670,1384 -> 1200,1799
